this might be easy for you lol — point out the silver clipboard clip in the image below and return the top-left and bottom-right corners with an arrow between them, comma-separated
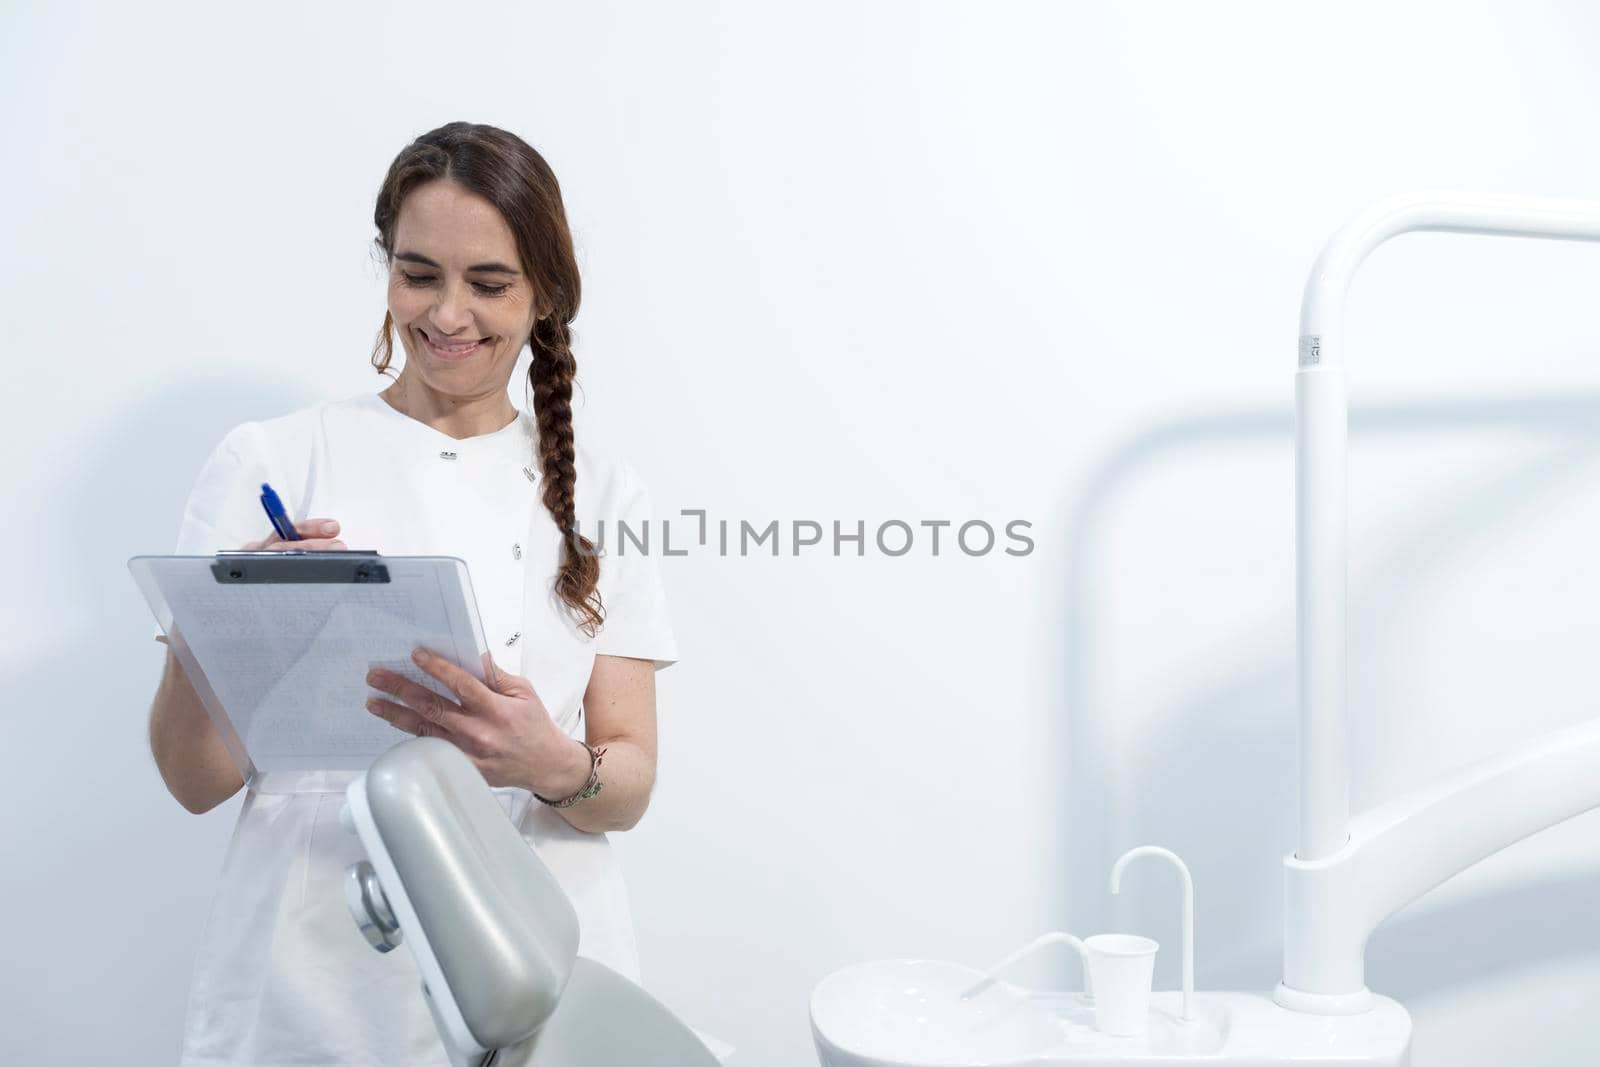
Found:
211,550 -> 391,585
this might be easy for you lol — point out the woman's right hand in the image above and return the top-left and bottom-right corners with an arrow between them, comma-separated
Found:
239,517 -> 348,552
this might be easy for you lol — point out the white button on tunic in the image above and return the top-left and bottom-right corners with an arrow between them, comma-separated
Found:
165,391 -> 679,1066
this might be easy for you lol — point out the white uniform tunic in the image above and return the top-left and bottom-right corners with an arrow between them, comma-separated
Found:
165,390 -> 679,1066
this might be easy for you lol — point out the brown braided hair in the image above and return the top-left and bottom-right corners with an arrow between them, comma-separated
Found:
368,122 -> 603,636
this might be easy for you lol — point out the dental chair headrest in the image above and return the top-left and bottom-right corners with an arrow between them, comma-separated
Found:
362,737 -> 579,1049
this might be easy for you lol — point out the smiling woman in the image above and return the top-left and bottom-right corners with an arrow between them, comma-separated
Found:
382,185 -> 535,394
144,121 -> 681,1066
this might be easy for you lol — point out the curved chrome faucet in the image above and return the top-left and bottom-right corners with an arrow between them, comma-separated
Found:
1110,845 -> 1193,1022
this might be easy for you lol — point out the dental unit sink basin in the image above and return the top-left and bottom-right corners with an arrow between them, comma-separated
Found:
810,961 -> 1408,1066
811,960 -> 1068,1065
811,850 -> 1410,1065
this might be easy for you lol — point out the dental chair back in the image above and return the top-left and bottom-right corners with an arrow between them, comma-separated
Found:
341,737 -> 721,1067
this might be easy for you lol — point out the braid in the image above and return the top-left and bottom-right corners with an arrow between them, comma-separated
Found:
366,122 -> 601,633
529,316 -> 604,636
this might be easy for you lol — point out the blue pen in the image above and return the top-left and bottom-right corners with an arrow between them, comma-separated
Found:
259,483 -> 301,541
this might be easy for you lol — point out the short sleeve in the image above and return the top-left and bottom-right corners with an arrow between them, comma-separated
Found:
592,462 -> 680,671
152,423 -> 276,640
174,423 -> 277,556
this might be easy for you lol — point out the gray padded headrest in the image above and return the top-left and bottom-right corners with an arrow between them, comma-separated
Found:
365,737 -> 579,1049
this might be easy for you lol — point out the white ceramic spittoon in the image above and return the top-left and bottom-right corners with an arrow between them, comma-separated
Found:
812,845 -> 1251,1066
810,839 -> 1405,1065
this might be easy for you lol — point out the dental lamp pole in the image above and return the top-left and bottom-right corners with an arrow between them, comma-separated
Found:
1282,191 -> 1600,1015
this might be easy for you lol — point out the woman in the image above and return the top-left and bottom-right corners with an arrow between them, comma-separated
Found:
146,121 -> 679,1065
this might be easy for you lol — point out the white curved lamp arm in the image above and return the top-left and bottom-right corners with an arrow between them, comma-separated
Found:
1287,191 -> 1600,1015
1110,846 -> 1193,1022
1283,716 -> 1600,1013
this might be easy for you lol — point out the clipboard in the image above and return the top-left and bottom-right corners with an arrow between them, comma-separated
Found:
129,551 -> 492,790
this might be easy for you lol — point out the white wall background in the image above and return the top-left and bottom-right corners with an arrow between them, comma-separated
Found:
4,2 -> 1600,1063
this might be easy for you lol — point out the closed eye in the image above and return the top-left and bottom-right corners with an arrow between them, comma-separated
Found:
400,272 -> 510,297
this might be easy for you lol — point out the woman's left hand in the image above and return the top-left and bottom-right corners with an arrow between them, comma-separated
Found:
365,647 -> 568,791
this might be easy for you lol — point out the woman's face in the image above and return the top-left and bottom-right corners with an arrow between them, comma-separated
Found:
386,179 -> 540,399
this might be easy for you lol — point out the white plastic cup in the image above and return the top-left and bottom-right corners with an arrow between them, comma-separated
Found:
1083,934 -> 1158,1036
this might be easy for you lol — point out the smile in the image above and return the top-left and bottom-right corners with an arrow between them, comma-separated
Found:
420,329 -> 486,360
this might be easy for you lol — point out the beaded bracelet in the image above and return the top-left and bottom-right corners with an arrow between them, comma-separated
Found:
533,740 -> 607,809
